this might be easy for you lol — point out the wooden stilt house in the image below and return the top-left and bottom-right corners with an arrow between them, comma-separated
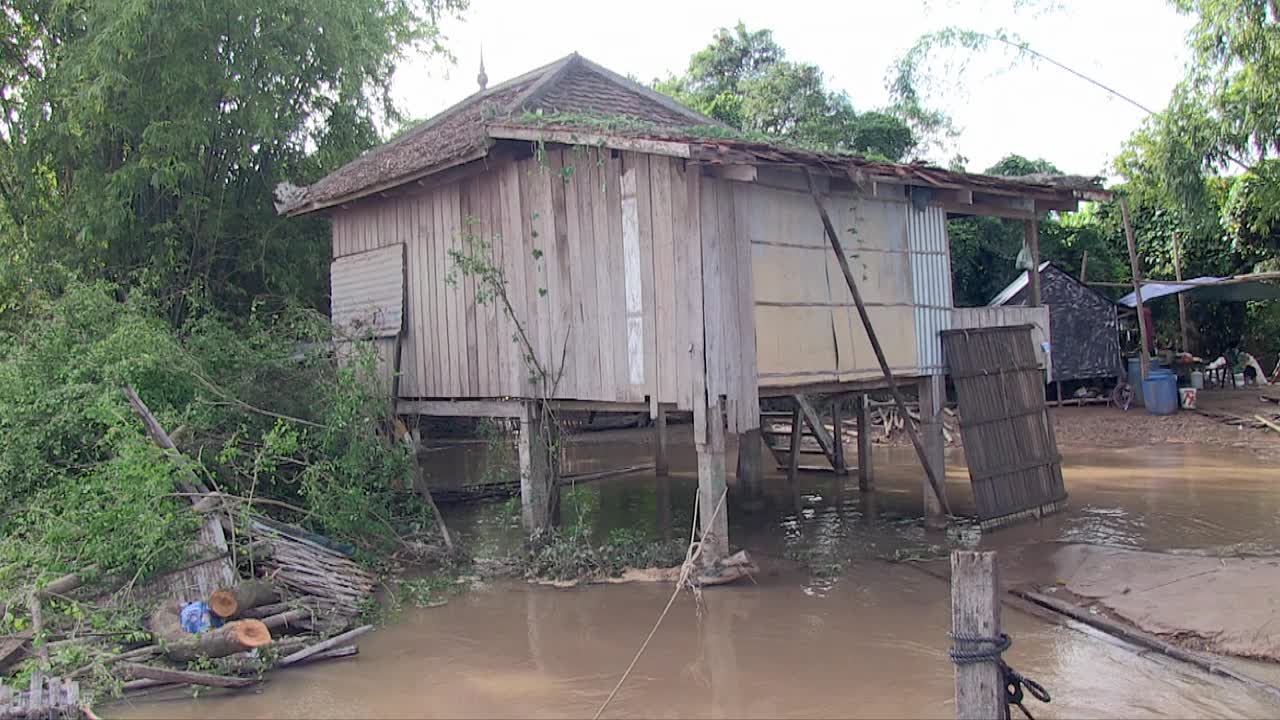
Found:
279,53 -> 1105,553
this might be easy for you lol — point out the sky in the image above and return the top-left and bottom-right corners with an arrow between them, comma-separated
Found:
390,0 -> 1193,177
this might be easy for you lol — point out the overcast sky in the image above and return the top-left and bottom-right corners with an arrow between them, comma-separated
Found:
390,0 -> 1192,177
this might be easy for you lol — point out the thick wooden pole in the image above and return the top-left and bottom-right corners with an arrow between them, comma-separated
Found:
951,551 -> 1003,719
654,405 -> 669,476
696,399 -> 729,563
1025,219 -> 1042,306
1080,249 -> 1089,283
786,404 -> 803,484
1120,198 -> 1151,381
736,428 -> 764,498
919,377 -> 947,530
831,398 -> 846,474
519,404 -> 559,540
807,175 -> 951,516
856,395 -> 873,491
1173,232 -> 1190,352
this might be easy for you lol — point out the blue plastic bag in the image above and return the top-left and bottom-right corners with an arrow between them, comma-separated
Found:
179,601 -> 223,634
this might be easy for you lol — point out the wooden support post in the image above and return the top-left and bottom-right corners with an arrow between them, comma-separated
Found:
918,376 -> 947,530
519,404 -> 560,540
1026,219 -> 1042,306
831,398 -> 846,474
1121,198 -> 1151,381
951,551 -> 1004,719
696,399 -> 729,564
806,174 -> 950,516
654,405 -> 669,476
787,404 -> 803,484
1173,232 -> 1190,352
1080,249 -> 1089,284
856,395 -> 873,491
736,428 -> 765,499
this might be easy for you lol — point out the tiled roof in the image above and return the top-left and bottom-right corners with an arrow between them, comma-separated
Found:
284,53 -> 718,215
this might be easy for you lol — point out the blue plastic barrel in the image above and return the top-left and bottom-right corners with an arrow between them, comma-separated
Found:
1143,370 -> 1179,415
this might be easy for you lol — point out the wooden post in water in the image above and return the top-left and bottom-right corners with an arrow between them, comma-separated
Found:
696,398 -> 729,563
654,405 -> 669,476
919,376 -> 947,530
951,551 -> 1004,719
736,428 -> 765,502
519,403 -> 560,540
831,397 -> 847,474
856,394 -> 873,491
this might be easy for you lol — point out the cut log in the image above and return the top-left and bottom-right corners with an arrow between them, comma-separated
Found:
119,663 -> 256,689
158,619 -> 273,663
209,580 -> 278,619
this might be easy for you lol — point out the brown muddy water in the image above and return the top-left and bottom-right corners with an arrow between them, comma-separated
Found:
115,430 -> 1280,719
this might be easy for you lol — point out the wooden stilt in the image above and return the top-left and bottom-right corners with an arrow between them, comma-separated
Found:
519,404 -> 559,540
831,398 -> 846,474
735,428 -> 764,498
697,399 -> 729,564
786,404 -> 803,484
1121,197 -> 1151,381
1056,380 -> 1064,406
951,551 -> 1004,719
654,405 -> 669,476
1026,219 -> 1042,306
919,376 -> 947,530
856,394 -> 873,491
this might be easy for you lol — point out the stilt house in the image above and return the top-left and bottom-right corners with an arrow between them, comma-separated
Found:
279,53 -> 1105,553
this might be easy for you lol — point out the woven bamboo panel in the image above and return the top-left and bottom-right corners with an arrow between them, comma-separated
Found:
942,325 -> 1067,530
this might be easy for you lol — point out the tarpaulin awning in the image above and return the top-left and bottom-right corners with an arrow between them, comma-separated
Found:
1118,276 -> 1280,307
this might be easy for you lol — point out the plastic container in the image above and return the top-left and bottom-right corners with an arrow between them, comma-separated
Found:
1190,370 -> 1204,390
1143,370 -> 1179,415
1179,387 -> 1198,409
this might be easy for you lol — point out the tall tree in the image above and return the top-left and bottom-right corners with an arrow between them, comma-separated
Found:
656,23 -> 916,161
0,0 -> 465,323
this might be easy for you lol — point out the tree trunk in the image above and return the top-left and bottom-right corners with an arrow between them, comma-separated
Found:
209,580 -> 277,618
150,602 -> 272,662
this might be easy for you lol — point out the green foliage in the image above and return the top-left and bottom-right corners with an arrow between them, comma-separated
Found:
0,0 -> 465,325
524,527 -> 686,582
0,283 -> 429,618
654,23 -> 916,160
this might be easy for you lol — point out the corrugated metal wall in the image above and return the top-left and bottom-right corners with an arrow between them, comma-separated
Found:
907,205 -> 953,375
329,245 -> 405,337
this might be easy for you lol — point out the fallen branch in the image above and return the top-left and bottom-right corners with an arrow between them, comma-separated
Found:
278,625 -> 373,667
260,609 -> 312,632
119,663 -> 257,689
1255,415 -> 1280,435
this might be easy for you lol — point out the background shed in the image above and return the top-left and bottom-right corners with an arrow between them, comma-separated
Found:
990,261 -> 1121,382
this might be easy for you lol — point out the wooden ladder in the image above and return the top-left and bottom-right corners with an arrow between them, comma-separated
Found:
760,394 -> 848,480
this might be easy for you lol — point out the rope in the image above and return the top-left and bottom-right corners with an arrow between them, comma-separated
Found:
592,488 -> 729,720
949,632 -> 1051,719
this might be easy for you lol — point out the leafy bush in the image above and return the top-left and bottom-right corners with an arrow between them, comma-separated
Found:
0,283 -> 428,615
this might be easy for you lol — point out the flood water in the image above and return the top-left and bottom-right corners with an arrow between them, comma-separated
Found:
115,429 -> 1280,719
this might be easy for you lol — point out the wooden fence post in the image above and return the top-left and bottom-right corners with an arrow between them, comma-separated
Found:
951,551 -> 1004,719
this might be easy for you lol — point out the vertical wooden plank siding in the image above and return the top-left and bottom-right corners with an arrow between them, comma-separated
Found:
498,161 -> 527,395
632,154 -> 659,409
395,199 -> 416,396
668,159 -> 692,411
433,190 -> 455,395
412,193 -> 432,396
461,179 -> 485,394
648,156 -> 677,407
700,177 -> 725,410
589,149 -> 618,400
682,161 -> 707,443
544,150 -> 573,397
561,151 -> 586,399
608,152 -> 638,401
732,184 -> 760,431
572,150 -> 603,400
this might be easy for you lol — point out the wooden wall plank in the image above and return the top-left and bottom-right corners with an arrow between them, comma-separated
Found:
499,160 -> 531,396
667,158 -> 691,412
631,153 -> 658,411
480,172 -> 500,394
733,184 -> 760,429
547,150 -> 575,398
612,152 -> 642,402
682,160 -> 707,443
648,155 -> 676,406
445,184 -> 474,396
433,190 -> 456,395
589,149 -> 618,401
521,158 -> 553,391
716,179 -> 743,430
700,177 -> 724,405
572,149 -> 603,400
412,193 -> 431,396
461,179 -> 486,395
562,151 -> 586,399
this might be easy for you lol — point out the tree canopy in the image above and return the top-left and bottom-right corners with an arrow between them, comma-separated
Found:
0,0 -> 464,324
655,23 -> 916,161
